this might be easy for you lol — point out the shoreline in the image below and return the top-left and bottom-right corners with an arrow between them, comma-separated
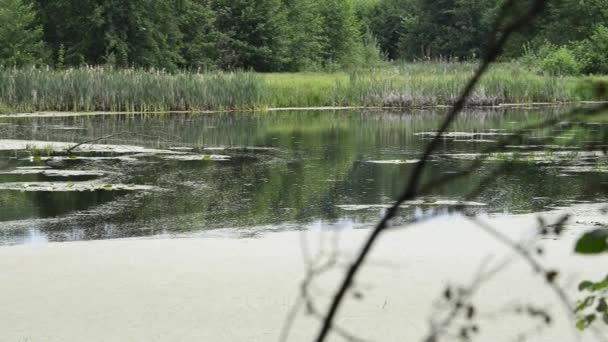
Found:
0,101 -> 600,119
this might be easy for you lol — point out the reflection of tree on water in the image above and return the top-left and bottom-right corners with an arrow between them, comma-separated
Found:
1,106 -> 608,244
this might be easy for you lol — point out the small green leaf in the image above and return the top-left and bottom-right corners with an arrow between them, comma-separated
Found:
596,298 -> 607,313
577,314 -> 597,330
579,281 -> 594,291
594,276 -> 608,291
575,296 -> 595,313
603,312 -> 608,325
577,318 -> 588,331
575,230 -> 608,254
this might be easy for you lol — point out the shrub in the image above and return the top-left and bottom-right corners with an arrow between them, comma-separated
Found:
574,25 -> 608,75
539,46 -> 581,76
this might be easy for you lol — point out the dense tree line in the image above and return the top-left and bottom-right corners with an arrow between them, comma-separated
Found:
1,0 -> 607,73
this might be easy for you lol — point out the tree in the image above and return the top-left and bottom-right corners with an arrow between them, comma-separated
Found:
33,0 -> 184,69
212,0 -> 290,71
93,0 -> 184,70
575,25 -> 608,75
284,0 -> 326,70
178,0 -> 219,70
319,0 -> 362,67
536,0 -> 608,46
0,0 -> 46,66
397,0 -> 493,60
361,0 -> 415,60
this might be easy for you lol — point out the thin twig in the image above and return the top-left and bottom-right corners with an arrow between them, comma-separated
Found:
314,2 -> 547,340
66,131 -> 133,153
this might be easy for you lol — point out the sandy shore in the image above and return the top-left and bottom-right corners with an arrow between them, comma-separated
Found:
0,206 -> 607,341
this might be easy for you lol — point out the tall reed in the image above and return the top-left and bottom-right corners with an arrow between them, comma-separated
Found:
0,63 -> 588,113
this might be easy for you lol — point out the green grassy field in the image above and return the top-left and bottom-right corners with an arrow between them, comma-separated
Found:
0,63 -> 603,114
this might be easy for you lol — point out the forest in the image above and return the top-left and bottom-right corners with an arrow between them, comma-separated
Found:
0,0 -> 607,75
1,0 -> 608,340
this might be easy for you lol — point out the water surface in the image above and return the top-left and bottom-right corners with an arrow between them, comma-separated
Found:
0,107 -> 606,245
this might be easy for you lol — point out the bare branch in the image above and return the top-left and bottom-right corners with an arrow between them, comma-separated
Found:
314,2 -> 547,340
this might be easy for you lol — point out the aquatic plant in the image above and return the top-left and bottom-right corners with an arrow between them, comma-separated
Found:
0,63 -> 599,113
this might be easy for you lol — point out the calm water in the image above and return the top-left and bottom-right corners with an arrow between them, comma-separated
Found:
0,108 -> 607,245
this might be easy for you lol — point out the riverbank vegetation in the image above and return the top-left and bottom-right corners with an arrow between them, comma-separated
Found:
0,63 -> 598,113
0,0 -> 607,112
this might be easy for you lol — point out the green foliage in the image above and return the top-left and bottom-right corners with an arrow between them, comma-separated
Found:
573,25 -> 608,75
212,0 -> 290,71
392,0 -> 494,60
0,100 -> 12,114
34,0 -> 185,70
319,0 -> 363,68
0,63 -> 588,113
0,67 -> 265,112
358,28 -> 385,68
360,0 -> 413,60
539,46 -> 581,76
575,229 -> 608,254
2,0 -> 603,72
536,0 -> 608,46
573,78 -> 608,102
0,0 -> 46,66
178,0 -> 219,70
575,274 -> 608,331
284,0 -> 325,70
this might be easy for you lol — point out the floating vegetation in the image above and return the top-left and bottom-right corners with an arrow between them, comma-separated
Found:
365,159 -> 420,164
0,169 -> 106,177
336,204 -> 409,211
336,200 -> 487,211
442,150 -> 607,163
452,139 -> 496,143
27,155 -> 140,163
404,199 -> 487,206
161,154 -> 231,161
0,139 -> 180,154
169,147 -> 195,151
560,166 -> 608,173
0,181 -> 156,192
414,131 -> 516,138
505,145 -> 581,149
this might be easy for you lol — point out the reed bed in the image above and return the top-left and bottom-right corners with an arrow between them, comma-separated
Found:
0,63 -> 588,114
0,67 -> 264,112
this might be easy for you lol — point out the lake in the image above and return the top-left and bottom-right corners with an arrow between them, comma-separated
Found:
0,107 -> 606,245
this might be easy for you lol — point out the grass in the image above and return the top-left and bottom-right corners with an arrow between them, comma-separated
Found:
0,62 -> 602,113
